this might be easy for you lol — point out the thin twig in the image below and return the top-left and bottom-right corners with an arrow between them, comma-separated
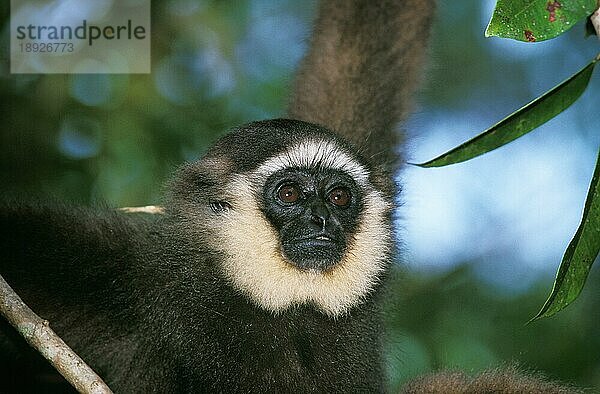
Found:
592,5 -> 600,39
0,274 -> 113,394
119,205 -> 164,214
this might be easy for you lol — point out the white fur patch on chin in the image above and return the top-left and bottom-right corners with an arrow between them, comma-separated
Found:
216,176 -> 391,317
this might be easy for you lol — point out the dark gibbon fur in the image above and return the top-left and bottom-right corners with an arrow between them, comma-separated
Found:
288,0 -> 434,177
401,366 -> 584,394
0,1 -> 585,393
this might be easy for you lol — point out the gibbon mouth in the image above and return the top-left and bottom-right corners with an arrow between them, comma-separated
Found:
281,233 -> 344,272
293,233 -> 336,243
289,236 -> 338,250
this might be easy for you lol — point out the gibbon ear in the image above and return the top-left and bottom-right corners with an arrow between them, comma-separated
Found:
166,155 -> 235,210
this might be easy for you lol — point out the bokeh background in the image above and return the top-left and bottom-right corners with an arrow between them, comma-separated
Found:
1,0 -> 599,390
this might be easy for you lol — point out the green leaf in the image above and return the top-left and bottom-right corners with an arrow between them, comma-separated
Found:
415,58 -> 597,168
532,149 -> 600,320
485,0 -> 597,42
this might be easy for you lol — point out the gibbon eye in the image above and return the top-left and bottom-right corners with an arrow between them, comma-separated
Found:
328,187 -> 351,207
277,184 -> 300,204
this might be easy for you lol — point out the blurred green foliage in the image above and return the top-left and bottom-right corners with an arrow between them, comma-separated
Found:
385,265 -> 600,390
1,0 -> 598,390
1,0 -> 314,205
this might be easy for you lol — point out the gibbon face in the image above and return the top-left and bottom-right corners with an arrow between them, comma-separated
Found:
260,167 -> 363,272
170,119 -> 393,317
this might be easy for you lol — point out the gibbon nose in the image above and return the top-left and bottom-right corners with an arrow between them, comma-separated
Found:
310,203 -> 330,227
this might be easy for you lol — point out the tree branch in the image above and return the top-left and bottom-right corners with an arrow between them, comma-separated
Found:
0,274 -> 113,394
